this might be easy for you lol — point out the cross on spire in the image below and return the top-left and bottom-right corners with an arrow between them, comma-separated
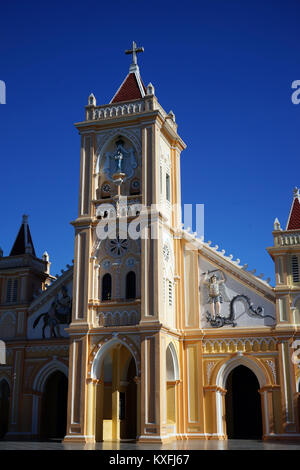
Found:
125,41 -> 144,73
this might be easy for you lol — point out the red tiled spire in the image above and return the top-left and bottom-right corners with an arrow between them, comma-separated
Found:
111,41 -> 146,104
286,188 -> 300,230
110,72 -> 146,104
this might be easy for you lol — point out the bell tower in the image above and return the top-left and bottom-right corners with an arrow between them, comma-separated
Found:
64,43 -> 186,443
267,187 -> 300,434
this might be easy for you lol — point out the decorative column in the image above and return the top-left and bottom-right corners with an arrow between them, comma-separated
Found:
95,379 -> 104,442
64,335 -> 89,443
133,376 -> 141,438
85,378 -> 96,443
138,332 -> 166,442
7,349 -> 24,436
203,386 -> 227,439
31,390 -> 42,437
278,338 -> 297,433
185,342 -> 205,438
259,385 -> 281,438
112,346 -> 121,440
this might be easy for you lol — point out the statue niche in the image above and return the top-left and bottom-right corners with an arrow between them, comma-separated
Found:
96,136 -> 139,198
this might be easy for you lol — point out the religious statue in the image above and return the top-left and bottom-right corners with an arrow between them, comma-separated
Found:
115,149 -> 124,173
102,137 -> 137,182
201,269 -> 275,328
203,271 -> 228,320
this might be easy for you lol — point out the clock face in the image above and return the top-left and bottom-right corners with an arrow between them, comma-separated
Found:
132,180 -> 140,189
102,183 -> 111,193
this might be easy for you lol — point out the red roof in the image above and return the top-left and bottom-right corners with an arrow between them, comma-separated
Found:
111,72 -> 146,104
287,197 -> 300,230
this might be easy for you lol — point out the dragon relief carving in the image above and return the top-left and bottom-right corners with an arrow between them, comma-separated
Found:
201,269 -> 275,328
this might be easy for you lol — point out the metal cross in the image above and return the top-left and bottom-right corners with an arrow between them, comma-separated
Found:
125,41 -> 144,66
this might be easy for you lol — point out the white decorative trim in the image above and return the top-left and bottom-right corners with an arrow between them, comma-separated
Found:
216,355 -> 267,389
32,359 -> 68,392
206,361 -> 215,384
215,355 -> 267,436
91,337 -> 140,380
203,337 -> 277,350
265,359 -> 277,383
263,391 -> 269,435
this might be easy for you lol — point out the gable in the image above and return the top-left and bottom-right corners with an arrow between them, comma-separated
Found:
199,255 -> 276,329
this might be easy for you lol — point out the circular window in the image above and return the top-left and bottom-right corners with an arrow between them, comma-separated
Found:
108,236 -> 128,257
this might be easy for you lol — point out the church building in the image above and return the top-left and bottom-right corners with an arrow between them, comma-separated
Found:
0,43 -> 300,443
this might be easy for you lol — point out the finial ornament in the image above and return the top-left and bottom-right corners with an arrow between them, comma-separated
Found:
125,41 -> 144,73
274,217 -> 281,230
293,187 -> 299,198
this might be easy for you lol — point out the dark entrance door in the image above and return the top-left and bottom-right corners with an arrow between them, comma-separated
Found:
120,357 -> 137,440
0,380 -> 10,439
41,371 -> 68,439
225,365 -> 263,439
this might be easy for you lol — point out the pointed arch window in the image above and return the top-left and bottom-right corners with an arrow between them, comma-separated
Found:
126,271 -> 136,300
102,273 -> 112,301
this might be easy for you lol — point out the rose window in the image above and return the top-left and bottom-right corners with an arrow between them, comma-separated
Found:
109,237 -> 128,257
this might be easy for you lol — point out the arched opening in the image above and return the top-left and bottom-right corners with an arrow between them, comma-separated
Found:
166,343 -> 179,429
225,365 -> 262,439
0,380 -> 10,439
126,271 -> 136,300
102,273 -> 112,301
40,371 -> 68,439
94,342 -> 138,442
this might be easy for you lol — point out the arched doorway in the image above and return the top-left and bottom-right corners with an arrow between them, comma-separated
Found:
225,365 -> 262,439
120,357 -> 137,439
94,342 -> 138,442
40,371 -> 68,439
0,380 -> 10,439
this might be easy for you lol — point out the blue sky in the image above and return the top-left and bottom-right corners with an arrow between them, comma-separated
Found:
0,0 -> 299,283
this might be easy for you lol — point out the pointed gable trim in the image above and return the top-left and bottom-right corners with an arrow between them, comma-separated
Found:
287,196 -> 300,230
110,72 -> 146,104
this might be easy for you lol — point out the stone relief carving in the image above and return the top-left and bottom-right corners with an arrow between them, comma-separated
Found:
201,269 -> 275,328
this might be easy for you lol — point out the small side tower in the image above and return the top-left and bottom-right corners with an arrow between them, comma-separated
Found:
267,188 -> 300,435
0,215 -> 53,436
0,215 -> 52,310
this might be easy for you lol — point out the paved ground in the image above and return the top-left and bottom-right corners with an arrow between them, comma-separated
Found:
0,439 -> 300,450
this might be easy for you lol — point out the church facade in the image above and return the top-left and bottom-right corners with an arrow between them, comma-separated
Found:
0,44 -> 300,443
